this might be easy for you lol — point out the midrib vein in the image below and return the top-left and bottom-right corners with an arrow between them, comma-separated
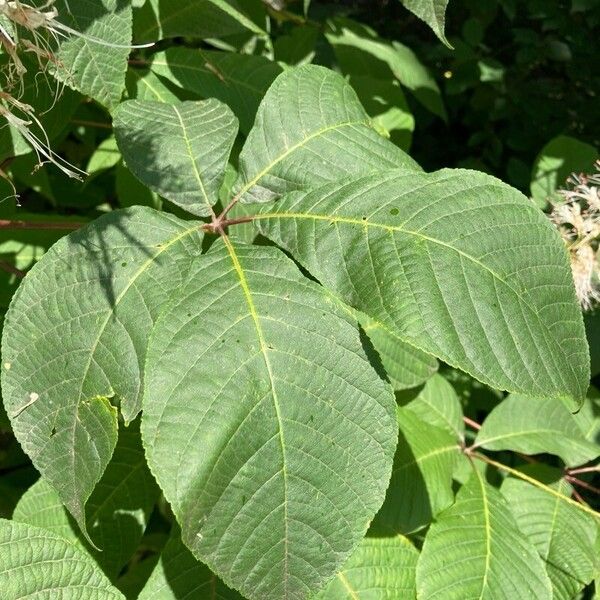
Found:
222,237 -> 290,594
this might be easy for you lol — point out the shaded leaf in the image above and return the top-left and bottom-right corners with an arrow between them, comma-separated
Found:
148,49 -> 283,134
114,99 -> 238,217
371,409 -> 459,535
255,168 -> 589,407
475,393 -> 599,466
139,526 -> 243,600
142,240 -> 397,600
0,518 -> 124,598
1,208 -> 203,538
234,65 -> 419,203
416,470 -> 553,599
13,420 -> 159,579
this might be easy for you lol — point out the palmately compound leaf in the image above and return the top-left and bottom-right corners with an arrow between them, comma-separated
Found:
371,409 -> 459,535
53,0 -> 133,109
397,0 -> 451,46
474,394 -> 599,466
255,168 -> 590,407
13,420 -> 158,579
1,208 -> 203,539
113,99 -> 238,217
148,49 -> 283,134
0,519 -> 124,599
139,526 -> 243,600
502,467 -> 599,600
315,535 -> 418,599
142,240 -> 397,600
234,65 -> 419,203
416,470 -> 553,599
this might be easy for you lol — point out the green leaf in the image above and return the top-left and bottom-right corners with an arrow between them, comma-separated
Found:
114,100 -> 238,217
416,470 -> 553,599
87,136 -> 121,176
0,518 -> 124,599
398,0 -> 451,46
116,162 -> 162,210
139,526 -> 244,600
475,393 -> 599,466
371,409 -> 459,535
52,0 -> 133,109
13,420 -> 158,579
572,386 -> 600,444
142,240 -> 397,600
1,208 -> 203,539
326,18 -> 446,120
401,373 -> 464,439
502,467 -> 599,600
133,0 -> 265,42
255,168 -> 589,407
360,312 -> 438,390
315,535 -> 418,599
148,49 -> 283,134
530,135 -> 599,208
234,65 -> 419,203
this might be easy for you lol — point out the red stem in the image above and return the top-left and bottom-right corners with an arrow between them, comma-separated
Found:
463,416 -> 481,431
0,260 -> 24,277
0,219 -> 84,230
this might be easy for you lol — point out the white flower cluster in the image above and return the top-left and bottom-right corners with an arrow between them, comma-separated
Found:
551,160 -> 600,310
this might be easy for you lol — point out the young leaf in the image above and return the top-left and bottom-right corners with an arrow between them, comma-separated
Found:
113,100 -> 238,217
416,470 -> 553,599
255,168 -> 590,407
1,208 -> 203,539
234,65 -> 419,203
142,240 -> 398,600
13,420 -> 158,579
315,535 -> 419,598
502,468 -> 599,600
53,0 -> 133,109
139,526 -> 243,599
148,49 -> 283,134
371,409 -> 459,535
474,394 -> 599,466
0,519 -> 124,598
398,0 -> 451,46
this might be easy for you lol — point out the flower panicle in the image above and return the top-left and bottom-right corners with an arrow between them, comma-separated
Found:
550,160 -> 600,311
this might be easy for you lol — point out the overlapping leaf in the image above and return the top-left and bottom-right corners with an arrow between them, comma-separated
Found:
502,468 -> 599,600
142,240 -> 397,600
371,408 -> 459,535
0,519 -> 124,599
133,0 -> 265,42
255,168 -> 589,406
315,535 -> 419,598
475,394 -> 599,466
234,65 -> 419,203
114,99 -> 237,217
52,0 -> 133,108
416,470 -> 553,599
139,526 -> 243,600
1,208 -> 203,537
13,420 -> 158,578
148,49 -> 283,134
401,372 -> 464,438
